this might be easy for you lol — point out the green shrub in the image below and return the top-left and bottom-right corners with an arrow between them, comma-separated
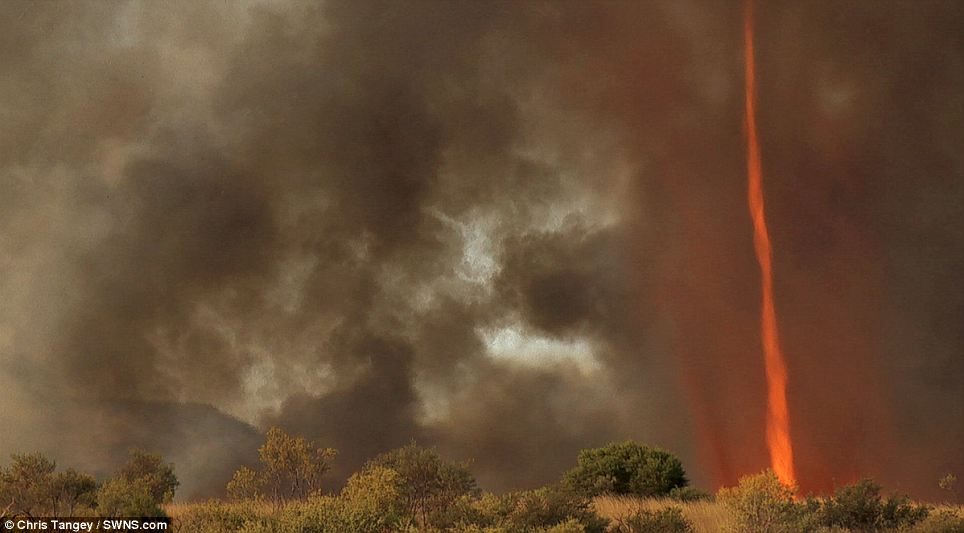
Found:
467,491 -> 514,529
96,478 -> 166,518
364,443 -> 477,529
279,493 -> 404,533
879,493 -> 930,530
0,453 -> 98,517
97,449 -> 178,518
508,486 -> 606,532
468,485 -> 607,533
562,441 -> 687,498
668,486 -> 712,502
52,469 -> 98,515
120,449 -> 179,504
341,465 -> 405,514
1,453 -> 58,516
820,479 -> 886,530
428,493 -> 482,530
612,506 -> 693,533
338,466 -> 411,530
227,466 -> 261,502
820,479 -> 929,531
717,470 -> 806,533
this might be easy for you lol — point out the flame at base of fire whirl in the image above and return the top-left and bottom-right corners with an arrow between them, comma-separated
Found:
743,0 -> 798,488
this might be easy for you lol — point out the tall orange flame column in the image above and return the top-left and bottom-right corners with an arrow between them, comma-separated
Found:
743,0 -> 798,487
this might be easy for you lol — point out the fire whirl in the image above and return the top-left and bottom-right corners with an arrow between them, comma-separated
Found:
743,0 -> 798,487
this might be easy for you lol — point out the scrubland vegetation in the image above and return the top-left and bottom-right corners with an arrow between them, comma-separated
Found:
0,449 -> 176,518
2,428 -> 961,532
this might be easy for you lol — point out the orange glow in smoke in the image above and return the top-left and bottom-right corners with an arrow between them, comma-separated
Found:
743,0 -> 798,488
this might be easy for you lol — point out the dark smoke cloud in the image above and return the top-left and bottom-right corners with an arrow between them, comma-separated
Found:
0,0 -> 960,501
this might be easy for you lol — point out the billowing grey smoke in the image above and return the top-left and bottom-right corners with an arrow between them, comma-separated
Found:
0,1 -> 960,500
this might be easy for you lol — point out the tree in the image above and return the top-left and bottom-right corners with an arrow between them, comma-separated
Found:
1,453 -> 57,517
340,466 -> 406,520
820,478 -> 929,531
94,449 -> 177,517
226,466 -> 261,502
260,427 -> 336,503
363,443 -> 477,528
118,449 -> 179,504
562,441 -> 688,497
0,454 -> 99,517
324,466 -> 409,532
96,478 -> 165,518
226,427 -> 337,505
717,470 -> 803,533
51,469 -> 98,515
938,473 -> 957,501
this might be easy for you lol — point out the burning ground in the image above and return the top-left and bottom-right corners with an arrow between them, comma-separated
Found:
0,1 -> 961,501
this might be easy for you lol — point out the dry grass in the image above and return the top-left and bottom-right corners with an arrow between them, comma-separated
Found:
594,496 -> 964,533
910,504 -> 964,533
165,496 -> 961,533
931,503 -> 964,514
594,495 -> 733,533
163,501 -> 198,520
164,499 -> 276,525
